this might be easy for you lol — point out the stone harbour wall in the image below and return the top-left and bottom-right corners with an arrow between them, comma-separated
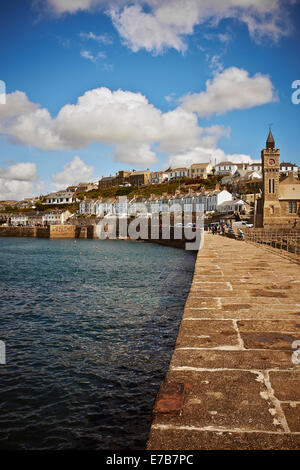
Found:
147,233 -> 300,450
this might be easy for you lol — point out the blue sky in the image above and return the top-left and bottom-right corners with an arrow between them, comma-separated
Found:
0,0 -> 300,200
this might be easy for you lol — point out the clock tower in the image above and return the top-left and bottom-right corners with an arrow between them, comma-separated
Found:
261,129 -> 281,225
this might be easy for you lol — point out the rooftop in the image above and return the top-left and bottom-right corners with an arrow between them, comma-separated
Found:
280,162 -> 298,167
190,162 -> 211,169
279,173 -> 300,200
216,161 -> 235,166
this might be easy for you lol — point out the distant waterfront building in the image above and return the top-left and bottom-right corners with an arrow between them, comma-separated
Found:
79,197 -> 117,216
116,170 -> 132,186
248,162 -> 262,172
255,130 -> 300,227
45,191 -> 78,205
280,162 -> 298,176
66,182 -> 97,193
76,182 -> 98,192
206,189 -> 232,212
187,163 -> 213,179
10,213 -> 30,226
98,175 -> 118,189
98,171 -> 132,189
167,168 -> 189,181
98,170 -> 150,189
42,210 -> 71,225
129,169 -> 150,186
78,189 -> 235,217
217,199 -> 247,214
235,163 -> 250,171
214,162 -> 238,176
10,210 -> 72,226
10,212 -> 45,226
150,171 -> 168,184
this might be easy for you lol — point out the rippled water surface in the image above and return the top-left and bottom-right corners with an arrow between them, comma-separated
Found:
0,238 -> 195,450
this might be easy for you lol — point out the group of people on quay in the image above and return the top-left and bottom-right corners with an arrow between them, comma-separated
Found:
209,223 -> 245,240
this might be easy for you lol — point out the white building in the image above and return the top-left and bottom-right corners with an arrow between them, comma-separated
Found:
128,197 -> 149,215
42,210 -> 71,225
188,163 -> 213,179
168,168 -> 189,181
10,214 -> 29,226
77,190 -> 234,217
150,171 -> 169,184
280,162 -> 298,175
248,162 -> 262,172
79,198 -> 116,216
214,162 -> 238,176
45,191 -> 79,205
217,199 -> 246,214
194,189 -> 232,213
115,197 -> 130,215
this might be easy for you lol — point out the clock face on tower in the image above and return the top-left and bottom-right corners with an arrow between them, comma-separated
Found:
268,158 -> 275,165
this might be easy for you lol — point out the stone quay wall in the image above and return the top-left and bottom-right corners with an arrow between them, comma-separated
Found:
49,225 -> 76,239
147,233 -> 300,450
0,222 -> 198,248
0,225 -> 92,239
0,226 -> 39,237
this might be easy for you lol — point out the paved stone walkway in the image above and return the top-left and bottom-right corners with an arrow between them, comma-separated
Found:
147,233 -> 300,450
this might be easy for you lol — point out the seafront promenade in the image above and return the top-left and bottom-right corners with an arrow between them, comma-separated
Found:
147,233 -> 300,450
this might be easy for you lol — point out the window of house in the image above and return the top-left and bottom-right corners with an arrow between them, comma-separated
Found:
289,201 -> 297,213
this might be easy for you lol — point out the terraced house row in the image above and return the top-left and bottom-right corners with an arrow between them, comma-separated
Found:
78,189 -> 248,216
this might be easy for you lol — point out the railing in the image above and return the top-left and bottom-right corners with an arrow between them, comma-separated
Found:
243,228 -> 300,261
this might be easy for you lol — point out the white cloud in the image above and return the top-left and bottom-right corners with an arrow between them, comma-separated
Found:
0,180 -> 42,201
0,68 -> 275,166
1,107 -> 63,150
47,0 -> 97,14
0,162 -> 38,181
0,86 -> 226,165
0,162 -> 44,201
207,54 -> 224,73
79,31 -> 113,44
164,92 -> 177,103
218,32 -> 232,44
80,50 -> 95,61
114,143 -> 158,165
0,90 -> 39,120
44,1 -> 296,53
180,67 -> 277,117
110,3 -> 192,54
103,63 -> 114,72
51,156 -> 95,189
80,49 -> 106,62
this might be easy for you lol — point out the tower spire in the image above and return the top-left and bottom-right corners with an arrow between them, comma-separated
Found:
266,126 -> 275,149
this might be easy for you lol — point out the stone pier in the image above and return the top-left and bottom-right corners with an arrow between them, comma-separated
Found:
147,233 -> 300,450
